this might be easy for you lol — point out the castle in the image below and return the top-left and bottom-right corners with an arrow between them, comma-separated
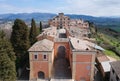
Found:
48,13 -> 89,29
28,13 -> 96,81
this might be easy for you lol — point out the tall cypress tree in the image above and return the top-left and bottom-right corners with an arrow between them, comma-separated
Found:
10,19 -> 30,68
0,30 -> 16,81
40,21 -> 42,33
29,18 -> 37,45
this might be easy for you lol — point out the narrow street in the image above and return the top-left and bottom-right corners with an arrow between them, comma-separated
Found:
52,46 -> 72,79
53,58 -> 71,79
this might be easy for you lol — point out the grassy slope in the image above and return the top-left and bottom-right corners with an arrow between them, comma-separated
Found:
111,27 -> 120,32
104,49 -> 120,60
90,24 -> 120,60
96,31 -> 120,60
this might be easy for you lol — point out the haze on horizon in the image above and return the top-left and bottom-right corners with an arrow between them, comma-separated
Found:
0,0 -> 120,17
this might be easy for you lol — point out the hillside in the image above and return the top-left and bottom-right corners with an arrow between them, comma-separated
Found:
0,13 -> 120,29
90,23 -> 120,60
0,13 -> 56,23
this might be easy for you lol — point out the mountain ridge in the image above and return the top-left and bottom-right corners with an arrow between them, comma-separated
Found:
0,12 -> 120,28
0,12 -> 120,21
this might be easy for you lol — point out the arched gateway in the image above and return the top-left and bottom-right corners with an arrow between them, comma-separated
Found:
57,46 -> 66,59
53,45 -> 72,79
38,71 -> 45,79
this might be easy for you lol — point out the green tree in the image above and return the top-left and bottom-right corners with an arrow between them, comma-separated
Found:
0,30 -> 5,39
29,19 -> 37,45
10,19 -> 30,68
40,21 -> 42,33
0,30 -> 16,81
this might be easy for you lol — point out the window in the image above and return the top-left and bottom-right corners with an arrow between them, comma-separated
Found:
34,52 -> 38,60
34,55 -> 37,59
44,55 -> 46,59
43,54 -> 47,60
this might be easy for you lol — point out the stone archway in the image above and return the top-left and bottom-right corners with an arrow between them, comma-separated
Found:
57,46 -> 66,59
52,46 -> 72,79
38,71 -> 45,79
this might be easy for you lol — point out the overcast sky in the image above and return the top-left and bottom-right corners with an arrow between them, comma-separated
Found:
0,0 -> 120,17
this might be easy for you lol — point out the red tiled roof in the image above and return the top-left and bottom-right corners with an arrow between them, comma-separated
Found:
97,55 -> 110,63
28,39 -> 53,52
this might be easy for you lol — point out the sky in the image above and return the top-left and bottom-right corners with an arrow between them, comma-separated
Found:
0,0 -> 120,17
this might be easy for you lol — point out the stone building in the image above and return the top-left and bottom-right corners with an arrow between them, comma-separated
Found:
110,61 -> 120,81
28,26 -> 96,81
48,13 -> 89,29
69,19 -> 89,29
96,54 -> 111,80
48,13 -> 90,38
49,13 -> 70,29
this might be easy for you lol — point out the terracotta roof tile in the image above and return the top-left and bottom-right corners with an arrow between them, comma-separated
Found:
28,39 -> 53,51
97,55 -> 110,62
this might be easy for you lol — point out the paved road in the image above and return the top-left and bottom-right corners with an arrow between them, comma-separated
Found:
52,58 -> 72,79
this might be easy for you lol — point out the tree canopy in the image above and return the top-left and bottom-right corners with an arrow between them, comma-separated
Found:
39,21 -> 42,33
29,18 -> 38,45
10,19 -> 30,68
0,30 -> 16,81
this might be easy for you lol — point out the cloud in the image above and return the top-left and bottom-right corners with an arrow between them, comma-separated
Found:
93,0 -> 120,6
57,0 -> 120,16
0,3 -> 50,14
0,0 -> 120,16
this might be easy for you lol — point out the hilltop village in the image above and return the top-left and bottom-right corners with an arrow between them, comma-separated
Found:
28,13 -> 120,81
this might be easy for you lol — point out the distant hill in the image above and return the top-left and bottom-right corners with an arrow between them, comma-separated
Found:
0,13 -> 56,22
0,12 -> 120,31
